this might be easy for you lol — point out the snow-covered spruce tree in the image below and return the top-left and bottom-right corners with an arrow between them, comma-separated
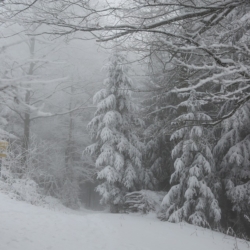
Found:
159,90 -> 221,228
142,87 -> 179,191
85,53 -> 144,212
141,47 -> 188,191
214,102 -> 250,236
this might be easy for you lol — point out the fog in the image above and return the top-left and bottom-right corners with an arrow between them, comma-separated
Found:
0,2 -> 249,249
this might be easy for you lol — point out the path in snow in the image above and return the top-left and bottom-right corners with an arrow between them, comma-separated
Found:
0,193 -> 249,250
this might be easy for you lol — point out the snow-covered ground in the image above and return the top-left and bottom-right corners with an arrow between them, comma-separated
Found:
0,192 -> 249,250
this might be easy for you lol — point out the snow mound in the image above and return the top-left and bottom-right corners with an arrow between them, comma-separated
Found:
124,190 -> 165,213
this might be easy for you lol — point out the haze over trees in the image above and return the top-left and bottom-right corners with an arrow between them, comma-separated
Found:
0,0 -> 249,241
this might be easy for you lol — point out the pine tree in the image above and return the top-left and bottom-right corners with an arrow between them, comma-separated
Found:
159,90 -> 221,227
85,52 -> 144,212
142,90 -> 177,191
214,102 -> 250,235
142,48 -> 185,191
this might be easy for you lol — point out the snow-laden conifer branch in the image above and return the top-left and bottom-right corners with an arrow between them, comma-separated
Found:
85,52 -> 147,210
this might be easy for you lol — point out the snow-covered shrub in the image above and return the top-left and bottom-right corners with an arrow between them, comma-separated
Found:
11,178 -> 42,204
124,190 -> 165,213
0,173 -> 75,211
0,169 -> 43,205
0,138 -> 79,208
0,141 -> 42,204
0,162 -> 73,210
11,136 -> 84,209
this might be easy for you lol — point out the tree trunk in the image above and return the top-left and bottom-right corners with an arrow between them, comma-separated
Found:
65,86 -> 74,175
22,37 -> 35,166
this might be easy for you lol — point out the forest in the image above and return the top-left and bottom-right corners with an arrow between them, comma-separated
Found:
0,0 -> 249,243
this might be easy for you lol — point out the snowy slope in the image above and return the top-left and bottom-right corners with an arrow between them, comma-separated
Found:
0,192 -> 249,250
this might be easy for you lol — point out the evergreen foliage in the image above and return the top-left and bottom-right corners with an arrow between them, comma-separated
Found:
214,102 -> 250,236
1,0 -> 250,239
159,90 -> 221,228
85,52 -> 144,211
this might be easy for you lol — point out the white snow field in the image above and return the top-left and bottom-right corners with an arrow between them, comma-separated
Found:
0,192 -> 249,250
